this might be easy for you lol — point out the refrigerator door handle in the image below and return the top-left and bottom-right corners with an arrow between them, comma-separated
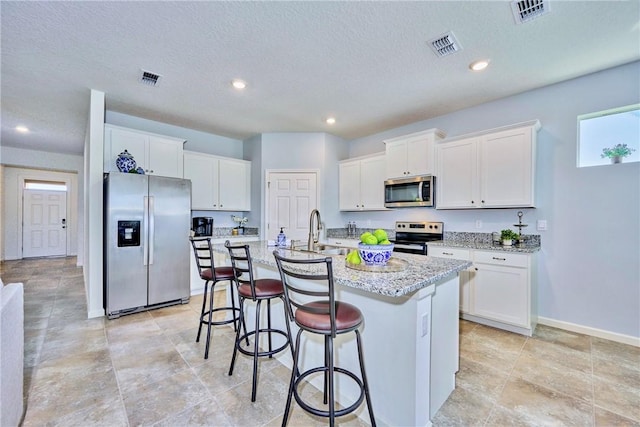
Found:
143,196 -> 149,266
148,196 -> 155,265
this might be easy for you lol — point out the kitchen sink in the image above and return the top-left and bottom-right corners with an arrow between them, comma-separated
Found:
291,244 -> 350,256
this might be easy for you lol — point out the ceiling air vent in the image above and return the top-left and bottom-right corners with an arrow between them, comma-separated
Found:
428,31 -> 462,58
511,0 -> 550,24
139,70 -> 162,87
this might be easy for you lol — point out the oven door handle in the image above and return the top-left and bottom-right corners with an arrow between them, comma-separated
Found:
393,242 -> 427,251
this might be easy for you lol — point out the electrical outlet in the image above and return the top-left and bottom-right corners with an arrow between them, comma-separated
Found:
537,220 -> 547,231
475,220 -> 482,229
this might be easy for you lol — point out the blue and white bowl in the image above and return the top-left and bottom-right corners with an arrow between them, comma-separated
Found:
358,243 -> 394,266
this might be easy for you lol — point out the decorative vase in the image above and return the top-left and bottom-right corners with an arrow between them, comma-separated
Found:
116,150 -> 137,173
502,239 -> 513,246
610,156 -> 622,164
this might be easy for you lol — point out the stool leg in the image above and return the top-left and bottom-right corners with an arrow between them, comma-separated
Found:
355,329 -> 376,427
196,280 -> 210,343
327,335 -> 335,427
229,279 -> 238,332
323,335 -> 329,404
204,282 -> 216,359
267,299 -> 273,357
282,329 -> 303,427
229,297 -> 245,376
251,299 -> 263,402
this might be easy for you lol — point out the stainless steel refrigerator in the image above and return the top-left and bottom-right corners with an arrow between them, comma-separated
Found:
104,173 -> 191,318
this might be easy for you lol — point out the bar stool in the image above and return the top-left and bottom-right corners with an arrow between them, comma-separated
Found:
190,237 -> 242,359
273,251 -> 376,427
225,240 -> 295,402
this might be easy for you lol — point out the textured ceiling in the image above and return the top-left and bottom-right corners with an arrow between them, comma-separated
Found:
1,1 -> 639,155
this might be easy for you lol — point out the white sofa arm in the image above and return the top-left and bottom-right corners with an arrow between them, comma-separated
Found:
1,281 -> 24,427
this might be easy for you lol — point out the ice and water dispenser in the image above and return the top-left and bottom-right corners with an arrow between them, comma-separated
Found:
117,221 -> 140,247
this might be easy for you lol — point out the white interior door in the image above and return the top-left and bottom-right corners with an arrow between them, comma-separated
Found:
267,172 -> 318,242
23,189 -> 67,257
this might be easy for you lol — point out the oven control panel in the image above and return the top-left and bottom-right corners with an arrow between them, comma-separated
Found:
395,221 -> 443,233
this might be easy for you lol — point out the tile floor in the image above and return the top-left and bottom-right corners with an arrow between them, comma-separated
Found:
2,256 -> 639,426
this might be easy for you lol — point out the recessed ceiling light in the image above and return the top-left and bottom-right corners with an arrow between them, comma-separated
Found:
231,79 -> 247,90
469,60 -> 490,71
15,125 -> 29,133
325,117 -> 336,125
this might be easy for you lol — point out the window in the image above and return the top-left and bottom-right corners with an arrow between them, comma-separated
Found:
578,104 -> 639,167
24,180 -> 67,191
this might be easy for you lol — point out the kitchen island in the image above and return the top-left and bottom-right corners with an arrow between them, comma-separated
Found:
212,241 -> 471,427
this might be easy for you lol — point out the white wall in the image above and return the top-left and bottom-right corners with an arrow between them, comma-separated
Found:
0,147 -> 83,262
345,61 -> 640,339
105,111 -> 243,158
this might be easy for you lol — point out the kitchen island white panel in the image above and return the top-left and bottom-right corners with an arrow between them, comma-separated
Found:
212,241 -> 470,426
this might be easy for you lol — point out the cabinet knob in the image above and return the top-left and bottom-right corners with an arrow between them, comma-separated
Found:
475,267 -> 478,271
481,200 -> 485,203
471,200 -> 475,204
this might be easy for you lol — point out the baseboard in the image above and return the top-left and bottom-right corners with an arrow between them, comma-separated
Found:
537,316 -> 640,347
88,308 -> 105,319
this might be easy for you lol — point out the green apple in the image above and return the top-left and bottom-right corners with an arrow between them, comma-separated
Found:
360,232 -> 373,243
379,239 -> 391,245
373,229 -> 388,243
363,235 -> 378,245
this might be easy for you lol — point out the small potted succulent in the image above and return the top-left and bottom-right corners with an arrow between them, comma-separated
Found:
601,143 -> 635,164
500,229 -> 519,246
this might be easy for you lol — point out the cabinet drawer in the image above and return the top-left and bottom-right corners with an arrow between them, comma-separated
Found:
429,247 -> 471,260
473,250 -> 528,267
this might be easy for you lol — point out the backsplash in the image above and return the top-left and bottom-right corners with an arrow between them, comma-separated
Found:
443,231 -> 540,246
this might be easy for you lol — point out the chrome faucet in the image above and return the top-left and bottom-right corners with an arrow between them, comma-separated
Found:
307,209 -> 322,251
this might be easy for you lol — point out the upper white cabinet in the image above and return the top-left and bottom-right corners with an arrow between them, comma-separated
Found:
436,120 -> 540,209
104,124 -> 185,178
339,154 -> 387,211
183,151 -> 251,211
384,128 -> 446,179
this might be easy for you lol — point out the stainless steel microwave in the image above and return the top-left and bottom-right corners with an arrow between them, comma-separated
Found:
384,175 -> 435,207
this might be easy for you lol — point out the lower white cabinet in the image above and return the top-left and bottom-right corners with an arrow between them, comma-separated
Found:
430,246 -> 537,336
429,247 -> 472,314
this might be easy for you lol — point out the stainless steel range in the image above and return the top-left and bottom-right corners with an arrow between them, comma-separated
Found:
391,221 -> 444,255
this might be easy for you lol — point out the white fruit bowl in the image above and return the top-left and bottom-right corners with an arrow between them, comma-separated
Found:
358,243 -> 394,266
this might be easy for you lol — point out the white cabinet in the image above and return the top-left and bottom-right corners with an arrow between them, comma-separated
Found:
428,247 -> 472,314
183,151 -> 251,211
384,128 -> 446,179
429,245 -> 537,336
436,121 -> 540,209
104,124 -> 184,178
339,154 -> 387,211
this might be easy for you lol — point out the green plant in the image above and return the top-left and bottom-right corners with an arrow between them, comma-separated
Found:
601,143 -> 635,159
500,229 -> 519,241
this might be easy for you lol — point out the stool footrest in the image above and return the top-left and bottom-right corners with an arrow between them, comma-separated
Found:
236,329 -> 290,358
293,366 -> 365,418
199,307 -> 241,327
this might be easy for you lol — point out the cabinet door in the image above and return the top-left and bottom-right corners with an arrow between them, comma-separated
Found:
183,153 -> 216,210
480,127 -> 534,207
436,138 -> 478,209
219,158 -> 250,211
105,127 -> 147,173
429,247 -> 472,313
359,155 -> 386,210
471,263 -> 529,327
147,135 -> 184,178
406,136 -> 433,177
385,140 -> 408,179
339,160 -> 362,210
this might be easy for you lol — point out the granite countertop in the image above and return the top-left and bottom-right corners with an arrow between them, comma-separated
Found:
211,241 -> 471,298
428,239 -> 541,254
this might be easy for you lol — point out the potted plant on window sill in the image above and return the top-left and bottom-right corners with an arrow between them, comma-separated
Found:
500,229 -> 519,246
601,143 -> 635,164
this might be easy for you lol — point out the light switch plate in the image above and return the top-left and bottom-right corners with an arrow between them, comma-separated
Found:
537,220 -> 547,231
